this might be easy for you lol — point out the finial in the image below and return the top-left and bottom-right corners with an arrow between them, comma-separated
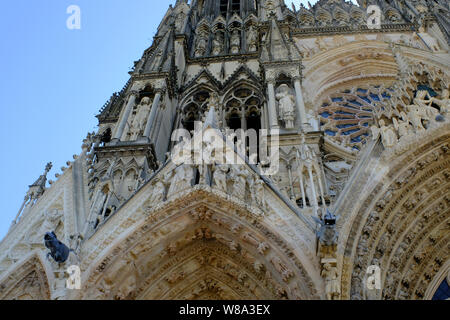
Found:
45,162 -> 53,174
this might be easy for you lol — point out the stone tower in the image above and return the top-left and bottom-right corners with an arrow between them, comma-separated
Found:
1,0 -> 449,300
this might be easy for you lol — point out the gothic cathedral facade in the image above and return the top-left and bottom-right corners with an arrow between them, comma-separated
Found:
1,0 -> 449,300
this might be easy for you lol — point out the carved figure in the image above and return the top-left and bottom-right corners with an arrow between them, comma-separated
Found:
371,120 -> 398,148
168,164 -> 194,196
247,26 -> 258,52
276,84 -> 296,129
129,97 -> 152,140
195,33 -> 207,57
432,89 -> 450,114
229,165 -> 247,199
321,263 -> 340,300
213,164 -> 228,192
230,30 -> 241,54
212,34 -> 223,56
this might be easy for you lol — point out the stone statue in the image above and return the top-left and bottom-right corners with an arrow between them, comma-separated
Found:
213,164 -> 228,192
299,136 -> 314,160
432,89 -> 450,115
168,164 -> 195,196
270,257 -> 293,282
393,112 -> 413,138
321,263 -> 340,300
379,120 -> 398,148
371,120 -> 398,148
230,30 -> 241,54
413,90 -> 439,121
276,84 -> 296,129
247,26 -> 258,52
129,97 -> 152,140
148,177 -> 166,207
207,91 -> 220,109
212,34 -> 223,56
229,165 -> 247,199
175,12 -> 185,32
195,33 -> 207,57
406,104 -> 426,132
252,178 -> 267,210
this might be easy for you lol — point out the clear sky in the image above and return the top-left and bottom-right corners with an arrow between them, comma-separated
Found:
0,0 -> 357,241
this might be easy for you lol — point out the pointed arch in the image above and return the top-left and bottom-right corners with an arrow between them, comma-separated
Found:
77,190 -> 320,300
0,251 -> 53,300
338,124 -> 450,300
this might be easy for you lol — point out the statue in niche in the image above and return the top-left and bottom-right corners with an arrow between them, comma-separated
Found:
207,91 -> 220,109
299,136 -> 314,160
247,26 -> 258,52
168,164 -> 194,196
230,30 -> 241,54
371,120 -> 398,148
129,97 -> 152,140
229,165 -> 247,199
321,263 -> 340,300
276,84 -> 296,129
175,12 -> 185,32
213,164 -> 228,192
432,89 -> 450,115
195,33 -> 208,57
212,33 -> 224,56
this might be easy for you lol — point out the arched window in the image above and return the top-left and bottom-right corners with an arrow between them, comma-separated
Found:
224,86 -> 262,130
183,111 -> 197,132
246,109 -> 261,132
220,0 -> 241,16
231,0 -> 241,14
228,112 -> 241,130
220,0 -> 228,16
180,90 -> 210,132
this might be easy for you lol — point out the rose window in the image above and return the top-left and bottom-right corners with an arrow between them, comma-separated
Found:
319,86 -> 393,151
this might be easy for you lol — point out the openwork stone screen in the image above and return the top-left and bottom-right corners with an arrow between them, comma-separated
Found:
319,86 -> 393,151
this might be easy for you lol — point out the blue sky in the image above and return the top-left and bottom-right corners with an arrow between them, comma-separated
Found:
0,0 -> 357,241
